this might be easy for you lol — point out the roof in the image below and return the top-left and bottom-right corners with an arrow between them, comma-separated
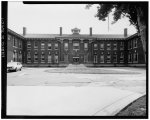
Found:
7,28 -> 135,40
7,28 -> 24,39
23,34 -> 130,39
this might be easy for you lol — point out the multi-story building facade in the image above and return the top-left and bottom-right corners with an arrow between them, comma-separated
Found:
7,27 -> 145,67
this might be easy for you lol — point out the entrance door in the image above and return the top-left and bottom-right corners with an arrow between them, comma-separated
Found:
73,57 -> 79,64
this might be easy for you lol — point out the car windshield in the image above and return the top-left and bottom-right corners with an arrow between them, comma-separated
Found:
7,62 -> 17,66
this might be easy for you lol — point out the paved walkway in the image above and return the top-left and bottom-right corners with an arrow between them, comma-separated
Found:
7,86 -> 144,116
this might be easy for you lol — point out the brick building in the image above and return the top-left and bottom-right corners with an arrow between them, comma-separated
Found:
7,27 -> 145,67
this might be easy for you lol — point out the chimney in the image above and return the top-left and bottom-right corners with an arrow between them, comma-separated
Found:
60,27 -> 62,36
124,28 -> 127,37
23,27 -> 26,36
90,27 -> 92,36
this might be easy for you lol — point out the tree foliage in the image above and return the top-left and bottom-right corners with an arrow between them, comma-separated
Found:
86,3 -> 148,32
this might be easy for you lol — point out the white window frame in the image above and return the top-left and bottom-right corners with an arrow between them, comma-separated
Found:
48,43 -> 52,50
41,42 -> 45,49
113,43 -> 117,50
100,43 -> 104,50
55,43 -> 58,50
84,43 -> 88,50
100,55 -> 104,63
27,41 -> 31,49
94,43 -> 98,50
34,41 -> 38,49
64,43 -> 68,50
107,43 -> 111,50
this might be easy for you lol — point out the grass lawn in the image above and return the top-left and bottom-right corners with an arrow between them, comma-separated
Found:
116,95 -> 147,116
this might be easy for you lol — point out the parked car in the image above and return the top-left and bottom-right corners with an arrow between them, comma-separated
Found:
7,62 -> 23,72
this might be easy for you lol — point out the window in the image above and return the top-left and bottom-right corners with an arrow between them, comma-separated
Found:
130,40 -> 132,49
34,51 -> 38,62
54,55 -> 58,63
120,52 -> 124,63
84,43 -> 88,50
48,55 -> 52,63
48,43 -> 52,50
27,51 -> 31,62
84,54 -> 88,63
19,41 -> 22,48
113,54 -> 117,63
8,34 -> 11,41
27,41 -> 31,48
19,51 -> 22,62
107,53 -> 111,63
94,43 -> 98,50
107,43 -> 111,50
13,37 -> 15,46
133,52 -> 138,62
34,41 -> 38,48
94,55 -> 98,63
13,50 -> 17,62
55,43 -> 58,50
41,52 -> 45,62
41,42 -> 45,49
113,43 -> 117,50
128,41 -> 130,50
120,42 -> 124,50
15,38 -> 18,47
128,53 -> 132,63
13,37 -> 17,47
64,43 -> 68,50
64,54 -> 68,62
100,55 -> 104,63
133,39 -> 138,48
100,43 -> 104,50
73,42 -> 79,50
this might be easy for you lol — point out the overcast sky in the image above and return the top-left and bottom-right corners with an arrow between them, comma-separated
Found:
8,2 -> 137,35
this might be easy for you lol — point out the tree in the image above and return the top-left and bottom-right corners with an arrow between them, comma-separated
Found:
86,3 -> 148,63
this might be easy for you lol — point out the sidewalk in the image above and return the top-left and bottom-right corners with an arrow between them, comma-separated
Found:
7,86 -> 144,116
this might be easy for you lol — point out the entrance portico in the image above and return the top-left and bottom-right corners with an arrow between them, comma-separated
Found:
73,57 -> 80,64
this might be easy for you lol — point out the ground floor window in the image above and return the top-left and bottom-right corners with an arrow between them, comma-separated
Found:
107,55 -> 111,63
128,53 -> 132,63
27,52 -> 31,62
100,55 -> 104,63
113,54 -> 117,63
133,52 -> 138,63
64,54 -> 68,62
48,55 -> 52,63
54,55 -> 58,63
18,51 -> 22,62
34,54 -> 38,62
94,55 -> 98,63
41,52 -> 45,62
13,51 -> 17,62
84,55 -> 88,63
120,52 -> 124,63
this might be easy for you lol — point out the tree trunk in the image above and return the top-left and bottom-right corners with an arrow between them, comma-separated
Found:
137,8 -> 146,64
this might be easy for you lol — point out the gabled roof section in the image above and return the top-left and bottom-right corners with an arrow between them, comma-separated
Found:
7,28 -> 24,39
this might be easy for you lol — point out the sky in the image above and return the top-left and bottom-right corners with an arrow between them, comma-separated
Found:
8,2 -> 137,35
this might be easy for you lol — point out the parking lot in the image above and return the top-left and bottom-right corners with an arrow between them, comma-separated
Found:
7,65 -> 146,94
7,65 -> 146,115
